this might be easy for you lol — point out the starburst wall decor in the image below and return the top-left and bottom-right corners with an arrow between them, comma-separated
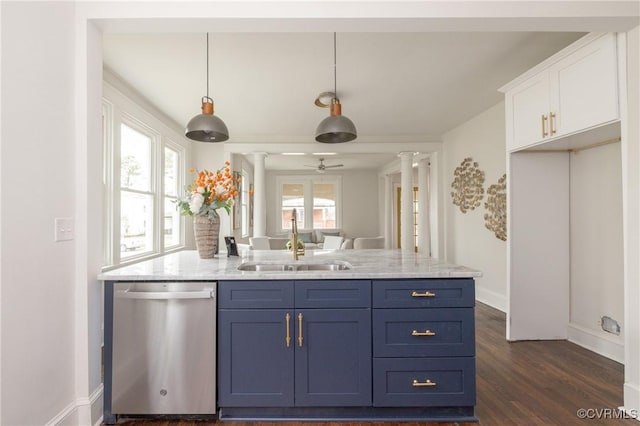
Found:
450,157 -> 485,213
484,174 -> 507,241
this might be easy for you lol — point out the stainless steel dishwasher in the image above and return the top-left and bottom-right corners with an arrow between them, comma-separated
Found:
111,281 -> 216,415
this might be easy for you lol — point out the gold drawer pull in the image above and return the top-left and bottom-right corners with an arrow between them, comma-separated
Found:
550,112 -> 556,135
411,291 -> 435,297
412,329 -> 436,337
298,312 -> 303,347
541,114 -> 548,137
413,379 -> 437,387
285,313 -> 291,348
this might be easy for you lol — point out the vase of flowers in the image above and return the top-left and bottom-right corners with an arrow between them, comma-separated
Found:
176,162 -> 240,259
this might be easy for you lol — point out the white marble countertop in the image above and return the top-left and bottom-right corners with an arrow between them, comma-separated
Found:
98,249 -> 482,281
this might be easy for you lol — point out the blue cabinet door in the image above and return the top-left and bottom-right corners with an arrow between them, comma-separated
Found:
218,309 -> 294,407
294,309 -> 372,406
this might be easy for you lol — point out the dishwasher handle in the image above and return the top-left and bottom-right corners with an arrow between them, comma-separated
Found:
115,289 -> 215,300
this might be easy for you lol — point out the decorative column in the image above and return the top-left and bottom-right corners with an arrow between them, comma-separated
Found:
383,175 -> 392,249
417,157 -> 431,256
399,152 -> 414,252
253,152 -> 267,237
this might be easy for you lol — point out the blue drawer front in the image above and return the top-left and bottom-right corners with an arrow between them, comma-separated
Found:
373,279 -> 474,308
373,308 -> 475,357
373,357 -> 476,407
218,280 -> 294,309
295,280 -> 371,309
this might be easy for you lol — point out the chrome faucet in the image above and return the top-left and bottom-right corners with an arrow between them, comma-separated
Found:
291,208 -> 304,260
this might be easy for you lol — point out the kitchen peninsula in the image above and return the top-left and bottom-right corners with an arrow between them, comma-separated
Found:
100,249 -> 481,424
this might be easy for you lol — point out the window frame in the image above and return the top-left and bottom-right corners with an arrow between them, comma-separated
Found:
118,115 -> 159,261
162,140 -> 186,251
102,81 -> 187,269
241,169 -> 250,237
275,175 -> 342,232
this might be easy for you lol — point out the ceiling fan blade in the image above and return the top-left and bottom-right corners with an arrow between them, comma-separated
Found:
325,164 -> 344,168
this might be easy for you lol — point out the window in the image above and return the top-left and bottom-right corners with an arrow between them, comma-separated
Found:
396,186 -> 419,252
313,183 -> 337,228
103,82 -> 187,268
277,176 -> 341,231
120,123 -> 154,259
281,182 -> 305,229
164,146 -> 181,248
241,170 -> 249,237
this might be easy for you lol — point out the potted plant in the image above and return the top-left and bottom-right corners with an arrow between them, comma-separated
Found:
176,161 -> 240,258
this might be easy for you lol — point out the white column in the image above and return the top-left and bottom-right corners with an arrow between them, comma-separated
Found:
253,152 -> 267,236
428,152 -> 442,259
399,152 -> 414,252
383,175 -> 392,249
417,158 -> 431,256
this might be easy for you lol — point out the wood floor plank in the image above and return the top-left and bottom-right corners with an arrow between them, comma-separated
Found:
112,302 -> 635,425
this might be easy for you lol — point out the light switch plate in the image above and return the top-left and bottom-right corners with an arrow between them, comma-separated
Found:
54,217 -> 74,242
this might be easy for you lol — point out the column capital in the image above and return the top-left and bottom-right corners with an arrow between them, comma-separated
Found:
253,152 -> 268,160
397,151 -> 416,159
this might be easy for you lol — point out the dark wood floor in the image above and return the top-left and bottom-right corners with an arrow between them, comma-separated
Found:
114,302 -> 633,425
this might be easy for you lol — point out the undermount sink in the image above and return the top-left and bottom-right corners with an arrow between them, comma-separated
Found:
238,261 -> 352,272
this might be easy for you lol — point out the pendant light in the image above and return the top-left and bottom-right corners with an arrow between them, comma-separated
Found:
315,32 -> 357,144
185,33 -> 229,142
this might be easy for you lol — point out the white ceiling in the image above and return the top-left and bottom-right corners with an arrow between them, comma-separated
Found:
103,31 -> 585,170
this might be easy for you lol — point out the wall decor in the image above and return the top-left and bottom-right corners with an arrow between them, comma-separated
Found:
451,157 -> 485,213
484,173 -> 507,241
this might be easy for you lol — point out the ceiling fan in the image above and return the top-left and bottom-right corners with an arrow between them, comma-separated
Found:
304,158 -> 344,173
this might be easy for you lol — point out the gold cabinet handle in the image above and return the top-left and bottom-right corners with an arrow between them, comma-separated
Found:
298,312 -> 303,347
541,114 -> 548,137
412,329 -> 436,337
550,112 -> 556,135
411,291 -> 435,297
413,379 -> 437,387
285,313 -> 291,348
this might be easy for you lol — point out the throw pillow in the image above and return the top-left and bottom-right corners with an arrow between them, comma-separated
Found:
298,232 -> 313,243
320,231 -> 340,242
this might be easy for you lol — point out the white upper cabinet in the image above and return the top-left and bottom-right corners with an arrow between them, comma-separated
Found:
502,33 -> 619,152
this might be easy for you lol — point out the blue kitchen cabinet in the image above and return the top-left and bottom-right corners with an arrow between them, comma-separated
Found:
372,278 -> 476,409
295,308 -> 371,406
218,278 -> 476,422
217,309 -> 294,407
217,280 -> 372,410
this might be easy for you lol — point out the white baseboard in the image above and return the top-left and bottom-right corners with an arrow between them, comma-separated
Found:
46,384 -> 103,426
567,322 -> 624,363
623,382 -> 640,422
475,286 -> 507,312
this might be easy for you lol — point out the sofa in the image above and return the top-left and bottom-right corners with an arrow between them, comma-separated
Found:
352,236 -> 385,249
249,229 -> 350,250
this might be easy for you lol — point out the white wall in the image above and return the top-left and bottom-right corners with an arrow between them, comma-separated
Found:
568,143 -> 624,361
622,24 -> 640,416
443,101 -> 508,311
265,169 -> 380,239
0,2 -> 78,424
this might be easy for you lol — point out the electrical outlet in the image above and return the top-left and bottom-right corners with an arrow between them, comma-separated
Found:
601,316 -> 621,335
54,217 -> 74,242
